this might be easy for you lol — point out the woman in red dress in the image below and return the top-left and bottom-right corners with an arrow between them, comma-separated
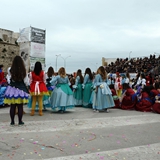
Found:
135,85 -> 153,112
151,82 -> 160,113
120,83 -> 137,110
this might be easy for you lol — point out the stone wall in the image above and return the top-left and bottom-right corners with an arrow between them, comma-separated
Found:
0,28 -> 19,44
0,28 -> 20,75
0,42 -> 19,75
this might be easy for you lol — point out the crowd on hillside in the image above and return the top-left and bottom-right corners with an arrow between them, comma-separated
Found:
0,54 -> 160,126
105,54 -> 160,75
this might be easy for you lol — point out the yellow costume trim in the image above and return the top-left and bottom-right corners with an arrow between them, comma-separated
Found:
4,98 -> 28,104
30,91 -> 49,96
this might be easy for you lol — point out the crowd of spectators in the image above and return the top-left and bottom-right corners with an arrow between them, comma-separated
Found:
105,54 -> 160,76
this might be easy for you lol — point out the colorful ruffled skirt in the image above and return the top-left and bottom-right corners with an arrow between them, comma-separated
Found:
50,83 -> 75,111
4,86 -> 29,104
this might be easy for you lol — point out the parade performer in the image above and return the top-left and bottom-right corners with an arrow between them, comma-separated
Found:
114,72 -> 122,97
120,83 -> 137,110
109,84 -> 120,108
152,94 -> 160,114
50,67 -> 74,113
29,61 -> 49,116
46,66 -> 56,95
4,56 -> 29,126
92,66 -> 115,112
0,65 -> 7,107
43,66 -> 56,108
73,69 -> 84,106
135,86 -> 153,112
151,82 -> 160,113
82,68 -> 93,108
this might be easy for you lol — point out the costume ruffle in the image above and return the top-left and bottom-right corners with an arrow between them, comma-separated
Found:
4,86 -> 29,104
4,86 -> 29,99
30,91 -> 49,96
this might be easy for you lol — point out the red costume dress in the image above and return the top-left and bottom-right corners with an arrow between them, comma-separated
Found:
30,71 -> 48,95
110,88 -> 120,108
0,71 -> 7,85
152,100 -> 160,114
120,88 -> 137,110
150,89 -> 160,114
135,92 -> 152,112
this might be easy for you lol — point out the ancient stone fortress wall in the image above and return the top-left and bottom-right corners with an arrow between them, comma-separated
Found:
0,28 -> 19,75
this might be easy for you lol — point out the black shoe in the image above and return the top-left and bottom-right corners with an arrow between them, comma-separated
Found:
18,121 -> 24,126
43,108 -> 47,111
10,122 -> 15,126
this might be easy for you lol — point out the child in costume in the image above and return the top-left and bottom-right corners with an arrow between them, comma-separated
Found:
120,83 -> 137,110
29,61 -> 49,116
73,69 -> 84,106
50,67 -> 74,113
4,56 -> 29,126
114,72 -> 122,97
46,66 -> 56,95
43,66 -> 56,108
0,65 -> 7,107
135,85 -> 153,112
92,66 -> 115,112
109,84 -> 120,108
82,68 -> 93,108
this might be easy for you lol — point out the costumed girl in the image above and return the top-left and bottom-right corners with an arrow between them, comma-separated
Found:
0,64 -> 7,107
29,61 -> 49,116
82,67 -> 93,108
73,69 -> 83,106
43,66 -> 56,108
109,84 -> 120,108
114,72 -> 122,97
4,56 -> 29,126
119,83 -> 137,110
151,82 -> 160,113
50,67 -> 75,113
135,85 -> 153,112
92,66 -> 115,112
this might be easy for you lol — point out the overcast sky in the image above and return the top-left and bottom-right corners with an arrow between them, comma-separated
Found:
1,0 -> 160,73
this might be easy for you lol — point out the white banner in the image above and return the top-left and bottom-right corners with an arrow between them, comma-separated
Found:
30,42 -> 45,58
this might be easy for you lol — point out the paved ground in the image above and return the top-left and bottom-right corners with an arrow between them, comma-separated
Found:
0,106 -> 160,160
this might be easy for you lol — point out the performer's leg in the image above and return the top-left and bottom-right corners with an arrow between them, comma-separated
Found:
30,96 -> 37,116
38,95 -> 43,116
10,104 -> 16,125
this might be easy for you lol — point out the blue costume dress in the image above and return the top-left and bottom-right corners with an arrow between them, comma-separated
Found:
0,86 -> 6,106
44,76 -> 56,108
92,74 -> 115,111
46,76 -> 56,95
82,74 -> 92,108
50,75 -> 74,111
73,76 -> 83,106
0,69 -> 7,106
